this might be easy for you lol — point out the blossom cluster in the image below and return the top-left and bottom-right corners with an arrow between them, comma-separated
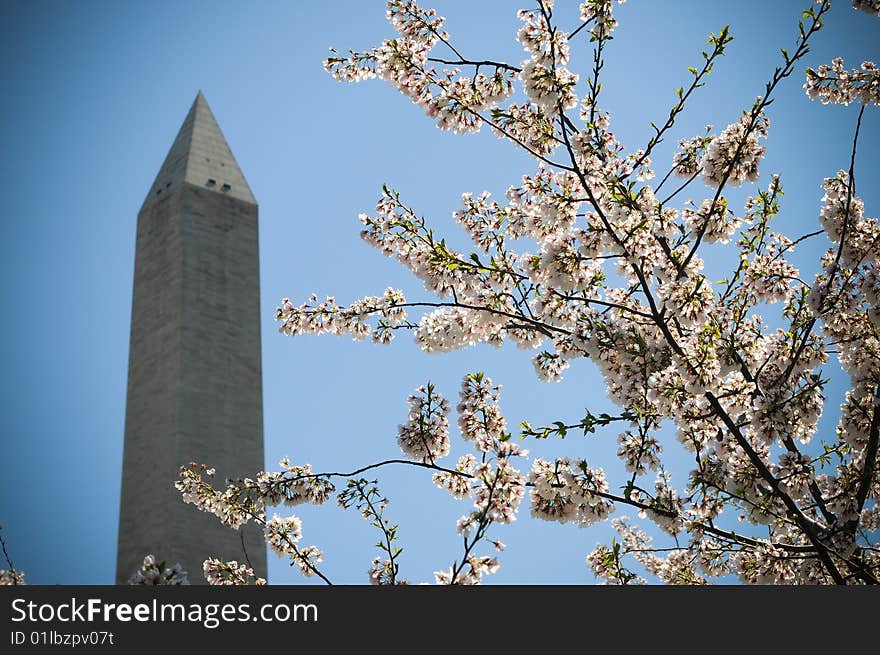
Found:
128,555 -> 189,585
588,518 -> 708,585
682,196 -> 741,244
466,457 -> 528,529
490,103 -> 559,157
176,465 -> 257,529
579,0 -> 626,40
176,461 -> 333,580
368,557 -> 408,585
324,0 -> 515,134
397,383 -> 451,462
203,558 -> 266,586
265,514 -> 324,578
517,6 -> 579,114
529,458 -> 613,526
0,569 -> 25,585
672,131 -> 713,178
434,556 -> 500,585
808,170 -> 880,547
804,58 -> 880,105
456,373 -> 508,451
427,374 -> 527,584
275,288 -> 407,345
580,0 -> 626,39
700,113 -> 769,186
432,454 -> 476,499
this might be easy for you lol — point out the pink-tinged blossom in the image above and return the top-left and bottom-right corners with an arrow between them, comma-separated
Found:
672,131 -> 713,178
176,465 -> 254,529
368,557 -> 408,585
743,252 -> 799,304
532,351 -> 571,382
264,514 -> 324,578
265,514 -> 303,554
579,0 -> 626,40
518,8 -> 570,66
326,1 -> 515,133
129,555 -> 189,585
433,454 -> 477,499
617,430 -> 662,475
588,543 -> 644,585
816,171 -> 867,245
0,570 -> 25,585
805,58 -> 880,105
590,518 -> 707,585
522,233 -> 604,292
275,288 -> 407,345
471,457 -> 527,526
490,103 -> 560,156
257,460 -> 335,508
397,383 -> 450,462
700,113 -> 768,187
457,373 -> 507,451
434,555 -> 500,585
520,59 -> 579,114
203,559 -> 266,586
529,458 -> 613,526
517,8 -> 578,114
682,197 -> 741,244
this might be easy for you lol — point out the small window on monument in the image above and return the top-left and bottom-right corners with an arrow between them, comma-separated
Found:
207,179 -> 217,188
221,183 -> 231,192
165,182 -> 171,188
156,189 -> 162,195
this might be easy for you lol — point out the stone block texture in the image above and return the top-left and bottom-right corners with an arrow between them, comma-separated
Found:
117,93 -> 266,584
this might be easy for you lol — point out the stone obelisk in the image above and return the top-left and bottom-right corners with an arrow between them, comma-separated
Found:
117,92 -> 266,584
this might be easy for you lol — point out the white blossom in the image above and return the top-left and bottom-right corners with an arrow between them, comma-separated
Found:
129,555 -> 189,585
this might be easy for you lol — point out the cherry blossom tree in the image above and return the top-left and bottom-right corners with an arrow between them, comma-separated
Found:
177,0 -> 880,585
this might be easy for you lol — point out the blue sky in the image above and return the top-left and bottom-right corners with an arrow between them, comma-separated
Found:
0,1 -> 877,585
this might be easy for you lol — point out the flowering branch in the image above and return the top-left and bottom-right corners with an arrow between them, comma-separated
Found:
179,0 -> 880,585
338,479 -> 406,585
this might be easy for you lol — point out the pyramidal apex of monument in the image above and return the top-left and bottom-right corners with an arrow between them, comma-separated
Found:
143,91 -> 256,207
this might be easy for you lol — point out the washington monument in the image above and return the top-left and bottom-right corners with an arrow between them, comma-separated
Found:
116,92 -> 267,584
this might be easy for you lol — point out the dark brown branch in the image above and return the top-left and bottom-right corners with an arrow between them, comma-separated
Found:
427,57 -> 520,73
